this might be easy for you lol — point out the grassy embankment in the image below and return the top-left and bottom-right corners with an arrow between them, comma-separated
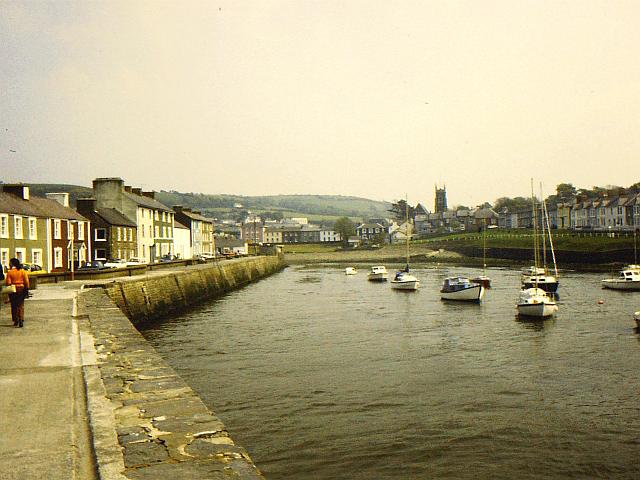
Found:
283,230 -> 638,269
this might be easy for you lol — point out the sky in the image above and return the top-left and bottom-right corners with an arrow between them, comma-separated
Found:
1,1 -> 639,208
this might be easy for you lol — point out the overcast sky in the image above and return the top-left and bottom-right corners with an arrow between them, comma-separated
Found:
1,1 -> 639,208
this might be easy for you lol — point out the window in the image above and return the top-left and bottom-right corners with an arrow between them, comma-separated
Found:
163,226 -> 167,238
0,214 -> 8,238
154,210 -> 159,221
0,248 -> 9,271
95,249 -> 106,260
148,225 -> 152,238
117,227 -> 122,241
68,221 -> 73,240
14,216 -> 23,239
155,226 -> 159,238
53,219 -> 61,239
128,228 -> 133,242
15,248 -> 26,264
78,222 -> 85,240
54,247 -> 63,268
95,228 -> 107,241
162,212 -> 166,222
28,217 -> 37,240
31,249 -> 42,267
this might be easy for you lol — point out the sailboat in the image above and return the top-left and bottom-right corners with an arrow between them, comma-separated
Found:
520,190 -> 559,293
471,218 -> 491,288
517,181 -> 558,318
391,199 -> 419,291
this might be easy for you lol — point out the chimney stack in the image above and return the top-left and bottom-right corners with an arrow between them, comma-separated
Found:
142,191 -> 155,199
124,185 -> 132,193
46,192 -> 70,207
2,184 -> 30,200
132,187 -> 142,196
76,198 -> 97,214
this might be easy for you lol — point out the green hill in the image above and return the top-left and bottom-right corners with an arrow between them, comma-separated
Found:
7,182 -> 390,222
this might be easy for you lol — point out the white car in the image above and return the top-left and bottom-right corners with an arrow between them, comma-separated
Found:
104,259 -> 127,268
126,257 -> 147,266
199,253 -> 216,260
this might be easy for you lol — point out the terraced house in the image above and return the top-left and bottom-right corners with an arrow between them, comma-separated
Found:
173,205 -> 215,257
92,178 -> 174,262
76,198 -> 137,262
0,185 -> 90,272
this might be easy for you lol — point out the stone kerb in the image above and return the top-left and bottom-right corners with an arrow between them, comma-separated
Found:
79,288 -> 266,479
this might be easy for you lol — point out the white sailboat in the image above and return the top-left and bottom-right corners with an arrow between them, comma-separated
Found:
517,181 -> 558,318
391,199 -> 419,291
520,192 -> 559,293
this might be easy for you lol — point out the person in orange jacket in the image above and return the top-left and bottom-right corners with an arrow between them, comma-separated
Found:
5,258 -> 29,327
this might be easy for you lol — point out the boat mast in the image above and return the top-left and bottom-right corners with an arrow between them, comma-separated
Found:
482,217 -> 487,276
405,195 -> 410,269
543,197 -> 559,277
531,179 -> 540,279
540,183 -> 547,273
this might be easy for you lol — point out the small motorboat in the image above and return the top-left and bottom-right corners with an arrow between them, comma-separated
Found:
390,267 -> 419,291
345,267 -> 357,275
601,265 -> 640,291
471,275 -> 491,289
517,287 -> 558,318
440,276 -> 484,302
634,310 -> 640,327
367,265 -> 388,282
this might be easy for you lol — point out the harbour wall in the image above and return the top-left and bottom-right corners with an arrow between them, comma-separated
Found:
103,255 -> 286,326
79,256 -> 285,479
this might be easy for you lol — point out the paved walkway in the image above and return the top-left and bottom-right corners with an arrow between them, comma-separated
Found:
0,284 -> 97,480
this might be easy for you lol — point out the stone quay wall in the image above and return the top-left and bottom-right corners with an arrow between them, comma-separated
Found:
104,255 -> 286,326
79,256 -> 286,479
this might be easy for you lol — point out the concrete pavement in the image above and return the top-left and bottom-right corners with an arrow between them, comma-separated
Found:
0,284 -> 97,480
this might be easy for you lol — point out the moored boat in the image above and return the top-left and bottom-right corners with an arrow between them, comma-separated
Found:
634,310 -> 640,327
440,276 -> 484,302
521,273 -> 559,293
601,266 -> 640,291
517,287 -> 558,318
391,267 -> 420,290
367,265 -> 388,282
345,267 -> 357,275
471,275 -> 491,289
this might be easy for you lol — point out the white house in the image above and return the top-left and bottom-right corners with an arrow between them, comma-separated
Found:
172,221 -> 192,259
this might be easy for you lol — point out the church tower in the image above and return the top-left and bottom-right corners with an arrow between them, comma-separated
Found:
434,184 -> 448,213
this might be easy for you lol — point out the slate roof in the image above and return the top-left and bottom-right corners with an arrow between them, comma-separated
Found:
176,209 -> 211,222
96,207 -> 136,227
174,220 -> 189,229
0,192 -> 88,221
124,191 -> 172,212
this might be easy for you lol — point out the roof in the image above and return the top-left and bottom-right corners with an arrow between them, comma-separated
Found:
215,238 -> 246,248
174,220 -> 189,229
0,192 -> 87,221
123,191 -> 172,212
177,209 -> 212,222
96,207 -> 136,227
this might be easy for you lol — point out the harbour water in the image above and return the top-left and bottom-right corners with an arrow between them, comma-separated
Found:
142,265 -> 640,479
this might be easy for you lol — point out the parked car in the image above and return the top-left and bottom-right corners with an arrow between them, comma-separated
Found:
159,254 -> 179,263
78,261 -> 108,271
21,263 -> 43,272
199,252 -> 216,260
126,257 -> 146,266
104,259 -> 128,268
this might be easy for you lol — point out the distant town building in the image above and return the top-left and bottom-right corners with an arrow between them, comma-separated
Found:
435,185 -> 448,213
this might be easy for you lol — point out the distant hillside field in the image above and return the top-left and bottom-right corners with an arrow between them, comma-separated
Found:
9,182 -> 391,221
